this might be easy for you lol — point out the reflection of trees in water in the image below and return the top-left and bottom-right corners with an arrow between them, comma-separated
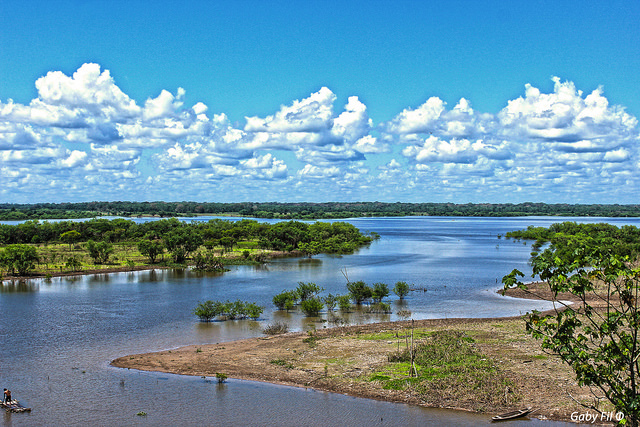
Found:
297,258 -> 323,268
393,298 -> 409,309
88,273 -> 112,285
272,310 -> 293,322
0,279 -> 37,293
63,275 -> 83,285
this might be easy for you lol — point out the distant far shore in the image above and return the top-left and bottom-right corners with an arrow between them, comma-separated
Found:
4,200 -> 640,221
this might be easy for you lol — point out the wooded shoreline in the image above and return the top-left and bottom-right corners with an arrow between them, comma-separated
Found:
3,200 -> 640,221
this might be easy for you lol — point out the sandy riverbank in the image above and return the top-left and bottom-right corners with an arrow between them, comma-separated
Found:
111,283 -> 608,424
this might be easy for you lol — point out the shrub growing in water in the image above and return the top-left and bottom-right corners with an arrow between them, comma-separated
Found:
295,282 -> 324,301
193,300 -> 263,322
272,290 -> 298,310
347,280 -> 372,304
393,281 -> 410,299
193,252 -> 225,271
300,297 -> 324,316
193,300 -> 221,322
371,282 -> 390,303
322,293 -> 338,311
337,295 -> 352,312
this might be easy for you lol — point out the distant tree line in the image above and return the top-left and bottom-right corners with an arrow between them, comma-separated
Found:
3,201 -> 640,221
505,221 -> 640,258
0,217 -> 371,247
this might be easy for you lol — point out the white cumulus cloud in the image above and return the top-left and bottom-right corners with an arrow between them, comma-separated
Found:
0,65 -> 639,203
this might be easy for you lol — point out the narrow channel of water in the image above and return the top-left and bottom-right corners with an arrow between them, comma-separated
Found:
2,216 -> 637,426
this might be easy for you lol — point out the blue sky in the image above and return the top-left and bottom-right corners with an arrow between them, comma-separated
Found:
1,0 -> 639,204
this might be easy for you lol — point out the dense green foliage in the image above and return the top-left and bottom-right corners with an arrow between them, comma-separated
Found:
272,283 -> 325,315
337,294 -> 352,312
0,218 -> 373,276
3,201 -> 640,221
193,300 -> 219,321
137,239 -> 164,263
272,280 -> 406,315
193,300 -> 264,322
503,222 -> 640,425
86,240 -> 114,264
347,280 -> 374,304
0,244 -> 39,275
322,293 -> 339,311
505,221 -> 640,259
294,282 -> 324,302
393,281 -> 410,299
272,290 -> 298,311
0,218 -> 373,253
192,252 -> 225,272
163,227 -> 203,263
371,282 -> 390,303
65,255 -> 82,272
300,297 -> 324,316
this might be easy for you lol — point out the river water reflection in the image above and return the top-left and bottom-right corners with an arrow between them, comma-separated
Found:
2,216 -> 637,426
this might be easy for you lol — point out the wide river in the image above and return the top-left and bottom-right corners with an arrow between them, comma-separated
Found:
2,216 -> 636,426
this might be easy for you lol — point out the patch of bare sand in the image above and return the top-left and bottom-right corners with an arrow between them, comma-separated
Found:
112,315 -> 606,423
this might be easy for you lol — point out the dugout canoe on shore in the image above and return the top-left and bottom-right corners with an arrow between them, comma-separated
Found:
492,407 -> 535,421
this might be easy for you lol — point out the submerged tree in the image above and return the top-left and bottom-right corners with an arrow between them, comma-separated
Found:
393,281 -> 410,299
347,280 -> 372,305
300,297 -> 324,316
371,282 -> 390,303
295,282 -> 324,302
193,300 -> 219,322
193,300 -> 263,322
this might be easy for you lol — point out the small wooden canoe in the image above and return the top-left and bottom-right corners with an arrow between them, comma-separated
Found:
492,407 -> 534,421
1,400 -> 31,413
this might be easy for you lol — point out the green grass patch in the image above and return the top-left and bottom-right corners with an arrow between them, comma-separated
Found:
356,329 -> 431,341
368,330 -> 519,407
369,374 -> 391,382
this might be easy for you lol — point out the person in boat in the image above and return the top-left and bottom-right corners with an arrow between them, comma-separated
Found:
3,388 -> 11,403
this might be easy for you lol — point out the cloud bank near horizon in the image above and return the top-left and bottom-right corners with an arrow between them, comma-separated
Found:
1,64 -> 638,204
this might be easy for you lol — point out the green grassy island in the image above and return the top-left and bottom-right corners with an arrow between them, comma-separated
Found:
0,218 -> 376,278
